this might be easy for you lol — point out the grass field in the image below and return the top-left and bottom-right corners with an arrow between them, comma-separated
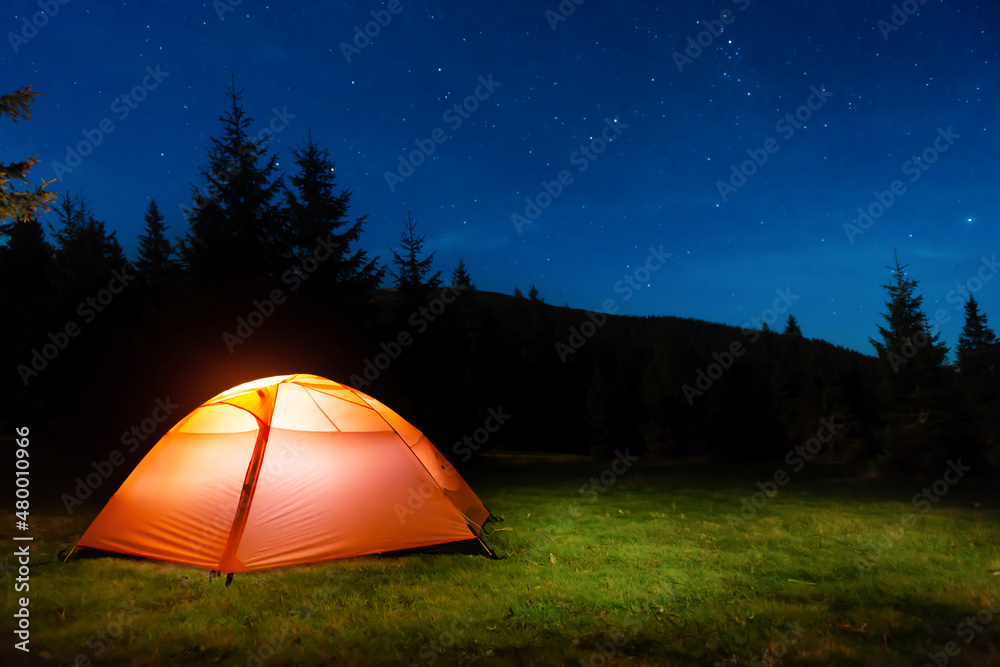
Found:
4,457 -> 1000,666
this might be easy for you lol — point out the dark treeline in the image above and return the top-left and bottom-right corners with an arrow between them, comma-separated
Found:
4,83 -> 999,482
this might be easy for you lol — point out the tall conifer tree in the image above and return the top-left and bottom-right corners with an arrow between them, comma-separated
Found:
182,77 -> 285,284
869,252 -> 951,469
389,211 -> 441,298
135,199 -> 177,286
1,86 -> 55,227
284,131 -> 383,292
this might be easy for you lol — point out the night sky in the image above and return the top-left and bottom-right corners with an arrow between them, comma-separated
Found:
5,1 -> 998,355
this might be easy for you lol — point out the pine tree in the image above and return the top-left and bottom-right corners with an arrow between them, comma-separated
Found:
0,86 -> 56,227
49,192 -> 128,294
956,295 -> 996,379
451,257 -> 473,289
955,294 -> 1000,467
868,251 -> 952,470
513,287 -> 524,299
869,253 -> 949,379
528,284 -> 544,304
181,77 -> 286,285
284,130 -> 383,292
389,211 -> 441,298
135,199 -> 177,285
784,314 -> 803,337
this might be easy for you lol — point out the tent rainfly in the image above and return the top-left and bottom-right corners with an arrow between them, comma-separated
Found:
68,374 -> 494,573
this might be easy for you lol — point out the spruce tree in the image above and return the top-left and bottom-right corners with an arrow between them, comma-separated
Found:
955,294 -> 999,466
182,77 -> 285,285
784,314 -> 803,337
869,253 -> 949,378
451,257 -> 473,289
528,284 -> 544,304
284,131 -> 383,292
956,295 -> 996,379
389,211 -> 441,298
135,199 -> 177,285
0,86 -> 55,227
868,252 -> 951,470
49,192 -> 128,294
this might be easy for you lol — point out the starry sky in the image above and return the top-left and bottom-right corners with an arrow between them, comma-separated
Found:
4,1 -> 999,355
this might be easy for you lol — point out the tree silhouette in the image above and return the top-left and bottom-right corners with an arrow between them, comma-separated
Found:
135,199 -> 178,287
0,86 -> 56,227
955,294 -> 999,466
869,251 -> 952,470
956,295 -> 996,380
784,314 -> 803,337
869,252 -> 948,377
389,211 -> 441,298
49,192 -> 127,294
284,131 -> 383,293
451,257 -> 473,290
181,76 -> 286,285
528,284 -> 544,304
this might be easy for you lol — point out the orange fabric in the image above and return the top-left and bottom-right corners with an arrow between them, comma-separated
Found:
76,374 -> 491,572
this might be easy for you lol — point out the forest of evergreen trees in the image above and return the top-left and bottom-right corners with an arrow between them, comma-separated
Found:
4,83 -> 1000,481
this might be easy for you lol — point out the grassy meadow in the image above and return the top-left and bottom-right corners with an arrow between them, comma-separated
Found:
4,457 -> 1000,666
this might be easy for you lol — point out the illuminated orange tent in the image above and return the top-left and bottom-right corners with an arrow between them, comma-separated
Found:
71,374 -> 493,572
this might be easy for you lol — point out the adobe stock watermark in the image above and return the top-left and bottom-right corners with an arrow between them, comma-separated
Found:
222,235 -> 340,352
682,288 -> 799,404
855,459 -> 971,572
348,286 -> 462,388
886,255 -> 999,373
877,0 -> 931,41
58,604 -> 145,665
16,266 -> 134,386
339,0 -> 410,63
452,407 -> 512,463
922,590 -> 1000,667
717,621 -> 809,667
233,623 -> 294,667
843,126 -> 959,244
7,0 -> 72,54
384,74 -> 502,192
512,117 -> 627,233
545,0 -> 586,31
251,566 -> 350,664
407,612 -> 475,667
672,0 -> 752,73
179,104 -> 296,222
395,407 -> 511,524
49,66 -> 169,179
716,84 -> 832,203
212,0 -> 243,21
556,245 -> 671,362
944,255 -> 999,311
578,582 -> 674,667
189,439 -> 310,559
61,396 -> 179,514
725,416 -> 844,531
526,450 -> 640,562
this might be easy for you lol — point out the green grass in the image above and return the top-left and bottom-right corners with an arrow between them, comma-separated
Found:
5,461 -> 1000,666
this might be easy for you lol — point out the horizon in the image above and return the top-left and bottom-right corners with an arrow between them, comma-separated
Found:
5,1 -> 998,358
